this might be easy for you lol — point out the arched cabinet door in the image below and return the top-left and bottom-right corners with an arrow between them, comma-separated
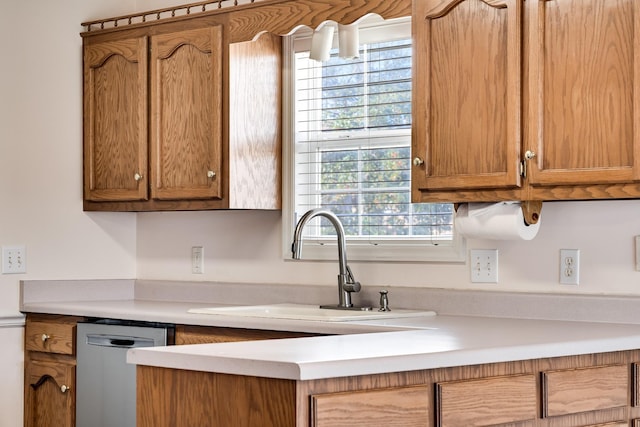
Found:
24,358 -> 75,427
83,36 -> 149,202
526,0 -> 640,190
150,26 -> 224,201
412,0 -> 523,201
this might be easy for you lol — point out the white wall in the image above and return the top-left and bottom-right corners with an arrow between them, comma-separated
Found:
137,199 -> 640,295
0,1 -> 142,425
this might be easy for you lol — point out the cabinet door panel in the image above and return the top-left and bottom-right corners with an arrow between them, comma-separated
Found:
413,0 -> 522,193
542,364 -> 628,418
311,385 -> 429,427
436,374 -> 536,427
527,0 -> 640,186
150,26 -> 223,200
24,358 -> 75,427
83,37 -> 149,201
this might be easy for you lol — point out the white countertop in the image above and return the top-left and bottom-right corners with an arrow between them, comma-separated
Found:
20,280 -> 640,381
127,314 -> 640,380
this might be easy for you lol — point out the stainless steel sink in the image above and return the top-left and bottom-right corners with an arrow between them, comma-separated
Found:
188,303 -> 436,322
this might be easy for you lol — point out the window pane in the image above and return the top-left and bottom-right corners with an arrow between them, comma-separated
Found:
294,34 -> 454,243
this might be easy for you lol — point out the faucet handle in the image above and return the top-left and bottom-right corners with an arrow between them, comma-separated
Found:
343,281 -> 361,293
344,266 -> 361,293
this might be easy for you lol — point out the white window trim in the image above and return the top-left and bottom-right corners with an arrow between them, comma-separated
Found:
281,16 -> 465,263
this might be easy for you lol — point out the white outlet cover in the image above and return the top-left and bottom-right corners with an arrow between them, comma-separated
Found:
559,249 -> 580,285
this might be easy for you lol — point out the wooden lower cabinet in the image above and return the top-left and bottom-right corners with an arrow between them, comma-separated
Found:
23,314 -> 84,427
22,314 -> 316,427
24,355 -> 75,427
137,350 -> 640,427
175,324 -> 318,344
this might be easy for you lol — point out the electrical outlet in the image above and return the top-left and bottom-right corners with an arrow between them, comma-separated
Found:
191,246 -> 203,274
560,249 -> 580,285
2,245 -> 26,274
470,249 -> 498,283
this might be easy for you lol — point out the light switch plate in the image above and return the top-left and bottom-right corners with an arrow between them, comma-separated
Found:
470,249 -> 498,283
191,246 -> 203,274
2,245 -> 26,274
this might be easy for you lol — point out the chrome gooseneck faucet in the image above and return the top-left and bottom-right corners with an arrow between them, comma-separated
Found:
292,208 -> 366,310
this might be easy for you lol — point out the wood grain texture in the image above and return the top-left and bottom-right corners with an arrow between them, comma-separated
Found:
296,357 -> 535,427
229,0 -> 411,43
413,0 -> 522,193
24,315 -> 82,355
436,374 -> 536,427
311,385 -> 429,427
527,0 -> 640,187
411,186 -> 525,203
542,364 -> 628,418
83,36 -> 148,201
134,349 -> 640,427
24,355 -> 75,427
175,324 -> 317,344
137,367 -> 297,427
634,362 -> 640,407
228,33 -> 282,209
150,25 -> 224,201
529,182 -> 640,200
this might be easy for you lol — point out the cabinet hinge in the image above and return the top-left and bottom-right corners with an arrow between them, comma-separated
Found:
520,160 -> 526,178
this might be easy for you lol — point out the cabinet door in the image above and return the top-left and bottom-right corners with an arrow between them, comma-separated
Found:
83,36 -> 149,201
527,0 -> 640,188
541,364 -> 628,418
150,26 -> 223,200
436,374 -> 536,427
24,357 -> 75,427
412,0 -> 523,194
311,386 -> 429,427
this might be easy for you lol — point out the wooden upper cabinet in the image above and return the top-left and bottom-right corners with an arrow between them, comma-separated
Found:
526,0 -> 640,189
412,0 -> 523,196
150,26 -> 223,201
83,36 -> 148,202
82,15 -> 282,212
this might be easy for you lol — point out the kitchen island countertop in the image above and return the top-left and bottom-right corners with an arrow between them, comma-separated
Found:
126,313 -> 640,380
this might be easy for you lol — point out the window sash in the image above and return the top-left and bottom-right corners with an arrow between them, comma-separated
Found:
281,17 -> 464,262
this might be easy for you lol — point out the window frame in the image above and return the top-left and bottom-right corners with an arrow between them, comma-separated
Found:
281,16 -> 465,263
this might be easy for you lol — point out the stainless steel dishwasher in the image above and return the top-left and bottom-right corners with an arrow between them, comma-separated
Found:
76,320 -> 174,427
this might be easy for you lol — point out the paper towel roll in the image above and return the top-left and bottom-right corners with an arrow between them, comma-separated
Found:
454,202 -> 540,240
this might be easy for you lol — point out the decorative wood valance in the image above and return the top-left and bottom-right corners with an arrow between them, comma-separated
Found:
82,0 -> 411,43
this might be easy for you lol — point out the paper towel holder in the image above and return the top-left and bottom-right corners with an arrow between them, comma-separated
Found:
521,200 -> 542,225
454,201 -> 542,226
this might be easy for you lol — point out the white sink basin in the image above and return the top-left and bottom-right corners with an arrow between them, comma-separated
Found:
188,303 -> 436,322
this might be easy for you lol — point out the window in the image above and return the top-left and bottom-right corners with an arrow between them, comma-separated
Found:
282,17 -> 463,262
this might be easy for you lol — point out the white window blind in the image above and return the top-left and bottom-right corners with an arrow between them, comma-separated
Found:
284,18 -> 463,262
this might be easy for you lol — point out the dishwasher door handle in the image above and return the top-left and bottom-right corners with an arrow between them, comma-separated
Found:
85,333 -> 156,348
